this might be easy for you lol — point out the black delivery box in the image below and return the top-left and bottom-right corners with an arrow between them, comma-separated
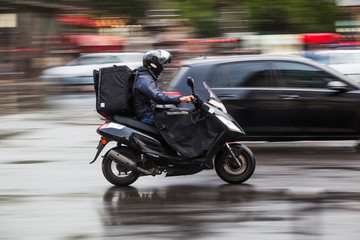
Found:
93,65 -> 134,118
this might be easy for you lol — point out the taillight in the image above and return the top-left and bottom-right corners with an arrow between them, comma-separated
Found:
165,91 -> 181,96
98,122 -> 108,130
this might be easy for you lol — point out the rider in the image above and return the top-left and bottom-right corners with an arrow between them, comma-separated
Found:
133,49 -> 194,125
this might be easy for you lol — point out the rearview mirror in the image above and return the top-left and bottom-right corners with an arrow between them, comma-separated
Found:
187,77 -> 195,89
187,77 -> 196,96
327,81 -> 348,91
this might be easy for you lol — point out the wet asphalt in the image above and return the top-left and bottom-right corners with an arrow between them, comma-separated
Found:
1,93 -> 360,240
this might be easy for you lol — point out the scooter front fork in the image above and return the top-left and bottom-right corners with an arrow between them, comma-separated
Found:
225,143 -> 242,167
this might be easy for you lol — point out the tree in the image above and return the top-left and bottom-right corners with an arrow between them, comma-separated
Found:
175,0 -> 222,38
245,0 -> 338,34
52,0 -> 339,36
87,0 -> 150,24
52,0 -> 150,24
173,0 -> 338,37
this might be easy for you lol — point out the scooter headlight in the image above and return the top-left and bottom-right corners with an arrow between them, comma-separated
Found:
216,115 -> 242,132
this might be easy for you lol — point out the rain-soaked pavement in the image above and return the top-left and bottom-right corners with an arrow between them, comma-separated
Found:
1,93 -> 360,240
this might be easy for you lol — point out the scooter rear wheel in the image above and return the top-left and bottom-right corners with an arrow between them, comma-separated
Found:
102,147 -> 140,186
215,143 -> 255,184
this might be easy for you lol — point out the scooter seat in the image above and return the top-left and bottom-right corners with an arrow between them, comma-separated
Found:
113,115 -> 161,136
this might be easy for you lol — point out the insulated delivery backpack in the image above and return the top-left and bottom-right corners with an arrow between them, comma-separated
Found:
93,65 -> 138,118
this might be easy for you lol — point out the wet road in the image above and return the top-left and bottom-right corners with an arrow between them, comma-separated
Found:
1,93 -> 360,240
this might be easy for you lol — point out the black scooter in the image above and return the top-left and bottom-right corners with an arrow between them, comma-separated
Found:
91,77 -> 255,186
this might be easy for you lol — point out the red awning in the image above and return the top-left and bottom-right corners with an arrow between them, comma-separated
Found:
300,33 -> 340,44
57,16 -> 126,27
57,16 -> 97,27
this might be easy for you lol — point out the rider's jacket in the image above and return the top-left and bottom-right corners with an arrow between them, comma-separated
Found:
132,66 -> 181,120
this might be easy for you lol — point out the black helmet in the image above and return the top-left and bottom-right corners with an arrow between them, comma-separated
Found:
143,49 -> 172,76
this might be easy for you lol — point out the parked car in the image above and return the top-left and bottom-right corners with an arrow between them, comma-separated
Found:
41,52 -> 143,85
167,54 -> 360,141
304,49 -> 360,84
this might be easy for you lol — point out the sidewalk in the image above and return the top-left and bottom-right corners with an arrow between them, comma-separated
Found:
0,80 -> 45,114
0,107 -> 101,140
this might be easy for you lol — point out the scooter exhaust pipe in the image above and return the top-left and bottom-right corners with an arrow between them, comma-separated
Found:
107,150 -> 152,175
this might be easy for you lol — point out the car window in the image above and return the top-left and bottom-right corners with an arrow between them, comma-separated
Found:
208,61 -> 270,87
167,66 -> 190,90
208,65 -> 226,87
273,61 -> 338,88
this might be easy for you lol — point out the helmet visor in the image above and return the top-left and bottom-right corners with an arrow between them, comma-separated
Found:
158,50 -> 172,64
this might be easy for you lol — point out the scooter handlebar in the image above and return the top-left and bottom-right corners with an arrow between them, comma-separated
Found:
186,76 -> 203,109
193,97 -> 203,109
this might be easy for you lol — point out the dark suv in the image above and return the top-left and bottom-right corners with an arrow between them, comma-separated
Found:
167,54 -> 360,141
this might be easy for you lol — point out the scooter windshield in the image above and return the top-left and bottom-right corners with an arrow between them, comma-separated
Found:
204,82 -> 221,103
203,82 -> 227,113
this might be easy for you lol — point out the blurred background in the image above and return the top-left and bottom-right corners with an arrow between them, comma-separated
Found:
2,2 -> 360,239
1,0 -> 360,113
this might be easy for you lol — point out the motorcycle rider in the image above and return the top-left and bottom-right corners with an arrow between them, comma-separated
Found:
133,49 -> 194,125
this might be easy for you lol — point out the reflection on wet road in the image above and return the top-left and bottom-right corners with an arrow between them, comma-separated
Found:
100,183 -> 360,240
1,93 -> 360,239
101,185 -> 256,239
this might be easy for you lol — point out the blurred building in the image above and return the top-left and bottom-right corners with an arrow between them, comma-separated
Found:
0,1 -> 87,112
0,1 -> 66,79
336,0 -> 360,47
1,0 -> 360,113
0,1 -> 155,113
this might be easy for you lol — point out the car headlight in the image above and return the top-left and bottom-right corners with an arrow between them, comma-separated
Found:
216,115 -> 242,132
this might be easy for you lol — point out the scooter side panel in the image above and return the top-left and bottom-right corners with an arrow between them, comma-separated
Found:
97,122 -> 160,145
97,122 -> 176,157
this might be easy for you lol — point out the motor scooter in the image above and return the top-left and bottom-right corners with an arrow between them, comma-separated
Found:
91,77 -> 255,186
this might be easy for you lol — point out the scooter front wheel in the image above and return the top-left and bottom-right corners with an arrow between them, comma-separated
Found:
215,143 -> 255,184
102,147 -> 140,186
